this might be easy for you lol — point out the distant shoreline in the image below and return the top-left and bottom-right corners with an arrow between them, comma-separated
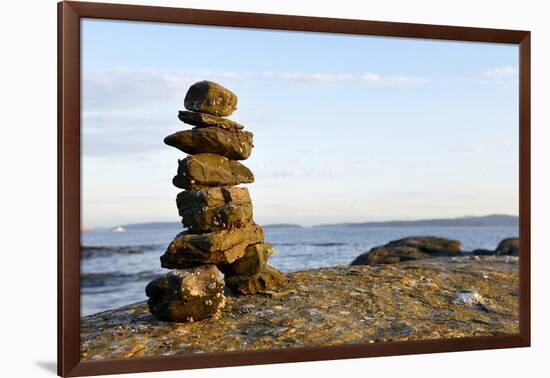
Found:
83,214 -> 518,232
316,214 -> 518,228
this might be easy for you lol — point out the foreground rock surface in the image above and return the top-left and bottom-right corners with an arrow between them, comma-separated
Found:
146,265 -> 225,322
81,256 -> 519,360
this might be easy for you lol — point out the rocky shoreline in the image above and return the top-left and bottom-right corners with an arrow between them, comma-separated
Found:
81,255 -> 519,360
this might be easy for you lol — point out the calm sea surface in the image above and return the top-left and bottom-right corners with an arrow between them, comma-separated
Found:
81,224 -> 517,316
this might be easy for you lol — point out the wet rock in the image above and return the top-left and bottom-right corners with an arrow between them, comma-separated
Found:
164,127 -> 253,160
184,80 -> 237,117
496,238 -> 519,256
470,249 -> 496,256
173,153 -> 254,190
145,265 -> 225,322
219,243 -> 274,276
225,265 -> 284,295
178,111 -> 244,131
176,187 -> 252,232
160,222 -> 264,268
351,236 -> 461,265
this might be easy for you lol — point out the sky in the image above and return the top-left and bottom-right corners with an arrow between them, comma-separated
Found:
81,19 -> 519,228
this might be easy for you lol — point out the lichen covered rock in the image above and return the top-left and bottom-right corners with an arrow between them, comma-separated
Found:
225,265 -> 284,295
176,187 -> 253,232
184,80 -> 237,117
173,153 -> 254,190
160,222 -> 264,268
145,265 -> 225,322
164,127 -> 253,160
178,110 -> 244,131
82,256 -> 519,360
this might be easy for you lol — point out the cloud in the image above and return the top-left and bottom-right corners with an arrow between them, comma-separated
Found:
83,67 -> 252,112
83,67 -> 427,113
451,144 -> 482,153
267,167 -> 305,178
360,73 -> 426,85
485,66 -> 518,78
81,67 -> 427,157
262,71 -> 425,85
298,147 -> 320,154
263,71 -> 354,84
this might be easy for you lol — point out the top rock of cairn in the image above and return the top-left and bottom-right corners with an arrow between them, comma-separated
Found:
184,80 -> 238,117
166,80 -> 252,160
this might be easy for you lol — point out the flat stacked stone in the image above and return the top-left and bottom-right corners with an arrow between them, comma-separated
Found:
146,81 -> 283,323
172,153 -> 254,190
176,187 -> 253,232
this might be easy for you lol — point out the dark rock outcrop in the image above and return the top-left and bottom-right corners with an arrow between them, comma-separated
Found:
164,127 -> 253,160
464,238 -> 519,256
496,238 -> 519,256
351,236 -> 461,265
470,249 -> 496,256
184,80 -> 237,116
145,265 -> 225,322
352,246 -> 430,265
386,236 -> 461,255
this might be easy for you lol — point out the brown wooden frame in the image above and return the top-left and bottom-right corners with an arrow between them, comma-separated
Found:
58,1 -> 531,376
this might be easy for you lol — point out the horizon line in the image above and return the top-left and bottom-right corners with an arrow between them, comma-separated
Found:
82,213 -> 519,231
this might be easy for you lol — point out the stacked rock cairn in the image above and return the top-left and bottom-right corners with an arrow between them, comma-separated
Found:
145,80 -> 284,323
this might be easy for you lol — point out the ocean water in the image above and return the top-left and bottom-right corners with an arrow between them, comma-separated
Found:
81,224 -> 518,316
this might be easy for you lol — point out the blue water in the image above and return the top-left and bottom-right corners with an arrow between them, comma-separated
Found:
81,224 -> 517,316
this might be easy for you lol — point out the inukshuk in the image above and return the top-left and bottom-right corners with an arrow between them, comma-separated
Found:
146,80 -> 283,322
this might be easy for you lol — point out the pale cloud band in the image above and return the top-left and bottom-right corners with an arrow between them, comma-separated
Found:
83,67 -> 428,111
484,65 -> 518,78
262,71 -> 426,85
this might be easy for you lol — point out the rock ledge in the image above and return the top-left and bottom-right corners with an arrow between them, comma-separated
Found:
81,256 -> 519,360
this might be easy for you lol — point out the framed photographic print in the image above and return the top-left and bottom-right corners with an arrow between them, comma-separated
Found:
58,1 -> 530,376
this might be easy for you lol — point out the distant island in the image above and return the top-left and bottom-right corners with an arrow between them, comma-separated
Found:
119,222 -> 182,230
93,214 -> 518,231
262,223 -> 303,228
315,214 -> 518,228
112,222 -> 303,231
